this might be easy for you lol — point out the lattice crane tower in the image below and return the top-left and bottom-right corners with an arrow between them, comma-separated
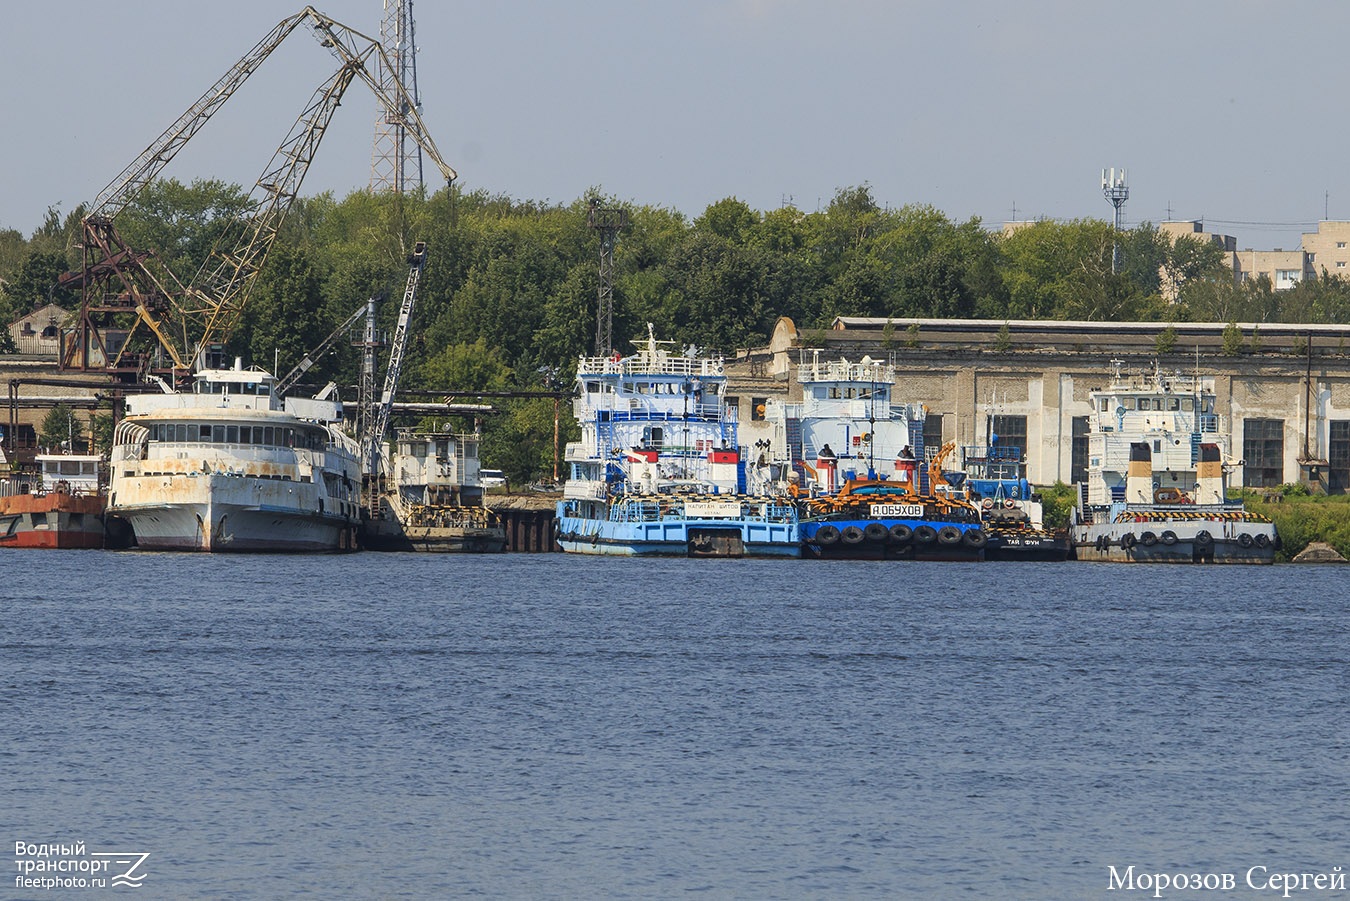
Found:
370,0 -> 424,193
588,200 -> 629,357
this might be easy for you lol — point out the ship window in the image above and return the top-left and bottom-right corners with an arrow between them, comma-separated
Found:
226,426 -> 238,444
751,397 -> 768,421
828,387 -> 840,399
844,387 -> 857,399
1166,397 -> 1180,411
1181,398 -> 1194,412
586,381 -> 599,394
1137,398 -> 1152,411
264,427 -> 274,446
1120,398 -> 1135,410
814,387 -> 827,400
60,461 -> 81,475
212,425 -> 225,443
1098,397 -> 1111,412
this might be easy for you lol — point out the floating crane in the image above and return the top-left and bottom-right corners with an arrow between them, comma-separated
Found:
59,5 -> 454,385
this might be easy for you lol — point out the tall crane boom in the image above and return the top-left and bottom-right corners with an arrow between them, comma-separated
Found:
273,301 -> 369,397
61,5 -> 455,384
365,241 -> 427,477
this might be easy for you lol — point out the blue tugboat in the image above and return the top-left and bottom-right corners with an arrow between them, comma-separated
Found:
765,353 -> 987,560
554,326 -> 800,557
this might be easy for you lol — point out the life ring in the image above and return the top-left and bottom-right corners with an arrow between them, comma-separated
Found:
1120,532 -> 1136,549
889,523 -> 913,545
815,524 -> 840,546
981,498 -> 994,510
1140,531 -> 1157,547
841,525 -> 866,545
937,525 -> 962,546
1003,498 -> 1015,509
1194,529 -> 1213,547
914,525 -> 938,544
1160,530 -> 1178,546
1254,533 -> 1271,549
962,528 -> 987,549
1237,533 -> 1253,548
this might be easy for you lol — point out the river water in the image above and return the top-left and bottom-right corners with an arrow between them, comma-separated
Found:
4,554 -> 1346,899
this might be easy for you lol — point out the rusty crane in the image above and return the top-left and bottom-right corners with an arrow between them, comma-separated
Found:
59,6 -> 454,386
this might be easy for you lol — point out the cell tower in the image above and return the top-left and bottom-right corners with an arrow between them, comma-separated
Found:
588,200 -> 629,357
1102,167 -> 1129,274
370,0 -> 424,193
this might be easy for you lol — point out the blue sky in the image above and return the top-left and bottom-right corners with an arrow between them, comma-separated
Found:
4,1 -> 1348,249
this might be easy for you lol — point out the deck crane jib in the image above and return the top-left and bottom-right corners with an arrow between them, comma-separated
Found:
60,5 -> 455,386
365,241 -> 427,480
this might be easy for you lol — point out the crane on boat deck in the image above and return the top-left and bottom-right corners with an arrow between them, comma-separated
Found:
363,242 -> 427,513
58,6 -> 454,387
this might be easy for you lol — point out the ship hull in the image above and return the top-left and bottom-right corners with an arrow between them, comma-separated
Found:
800,518 -> 985,561
556,513 -> 800,558
361,518 -> 506,553
0,493 -> 105,549
983,528 -> 1071,562
1071,518 -> 1277,564
110,473 -> 358,552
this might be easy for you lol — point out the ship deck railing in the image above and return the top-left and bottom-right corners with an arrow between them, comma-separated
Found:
608,495 -> 798,524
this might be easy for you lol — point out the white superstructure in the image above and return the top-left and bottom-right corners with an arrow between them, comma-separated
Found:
107,361 -> 361,551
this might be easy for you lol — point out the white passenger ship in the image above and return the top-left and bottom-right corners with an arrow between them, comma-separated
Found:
107,361 -> 362,552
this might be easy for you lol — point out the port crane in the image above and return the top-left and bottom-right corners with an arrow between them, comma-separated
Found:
59,5 -> 454,385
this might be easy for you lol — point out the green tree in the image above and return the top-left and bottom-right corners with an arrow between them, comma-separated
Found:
39,403 -> 78,451
233,244 -> 329,376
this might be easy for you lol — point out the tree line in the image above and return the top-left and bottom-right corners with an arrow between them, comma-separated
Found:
4,181 -> 1350,481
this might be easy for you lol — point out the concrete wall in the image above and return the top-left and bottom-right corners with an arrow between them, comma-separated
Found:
729,318 -> 1350,490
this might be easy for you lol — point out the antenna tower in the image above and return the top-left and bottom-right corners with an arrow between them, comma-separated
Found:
1102,167 -> 1129,274
588,200 -> 629,356
370,0 -> 424,193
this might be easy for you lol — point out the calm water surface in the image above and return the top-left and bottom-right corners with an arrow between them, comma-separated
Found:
3,554 -> 1346,899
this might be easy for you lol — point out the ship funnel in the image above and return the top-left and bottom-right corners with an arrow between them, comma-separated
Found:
1194,442 -> 1225,504
1126,441 -> 1153,504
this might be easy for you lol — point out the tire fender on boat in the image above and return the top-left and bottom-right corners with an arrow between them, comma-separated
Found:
1120,532 -> 1136,549
914,525 -> 938,544
863,522 -> 889,543
815,524 -> 841,546
1254,532 -> 1271,549
1238,533 -> 1253,548
841,525 -> 866,545
962,528 -> 987,549
1194,529 -> 1213,547
1160,530 -> 1178,546
937,525 -> 962,545
889,523 -> 913,545
1140,531 -> 1157,546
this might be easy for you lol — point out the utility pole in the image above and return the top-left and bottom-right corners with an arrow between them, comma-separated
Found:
588,200 -> 628,357
370,0 -> 424,193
